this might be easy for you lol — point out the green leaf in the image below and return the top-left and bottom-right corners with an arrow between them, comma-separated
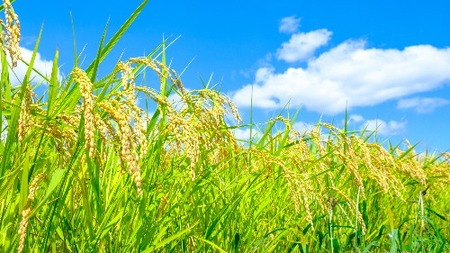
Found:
144,225 -> 195,252
47,49 -> 60,114
19,148 -> 31,210
1,25 -> 44,178
85,0 -> 150,78
195,236 -> 227,253
389,229 -> 398,253
44,169 -> 66,200
96,209 -> 125,242
88,18 -> 108,82
0,0 -> 17,11
425,207 -> 447,221
331,238 -> 340,253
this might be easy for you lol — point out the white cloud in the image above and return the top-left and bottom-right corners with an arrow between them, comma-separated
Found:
292,121 -> 316,134
279,15 -> 301,34
362,119 -> 406,136
341,114 -> 406,136
233,128 -> 261,141
348,114 -> 364,124
276,29 -> 332,63
255,67 -> 274,83
0,47 -> 57,86
397,97 -> 450,113
233,38 -> 450,114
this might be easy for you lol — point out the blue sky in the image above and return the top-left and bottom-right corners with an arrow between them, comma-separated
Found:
8,0 -> 450,152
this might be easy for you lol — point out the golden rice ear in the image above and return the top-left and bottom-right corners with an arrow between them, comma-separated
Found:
71,68 -> 96,158
17,173 -> 45,253
1,0 -> 21,67
17,84 -> 32,145
97,99 -> 143,195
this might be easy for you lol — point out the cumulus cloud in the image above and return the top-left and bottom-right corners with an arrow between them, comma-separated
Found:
233,37 -> 450,114
397,97 -> 450,113
0,47 -> 57,86
363,119 -> 407,136
343,114 -> 406,136
276,29 -> 332,63
279,15 -> 301,34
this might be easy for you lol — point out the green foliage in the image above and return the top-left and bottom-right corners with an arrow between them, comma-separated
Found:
1,1 -> 450,252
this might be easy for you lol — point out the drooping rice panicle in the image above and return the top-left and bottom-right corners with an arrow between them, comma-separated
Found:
71,67 -> 96,158
17,174 -> 45,253
0,0 -> 20,67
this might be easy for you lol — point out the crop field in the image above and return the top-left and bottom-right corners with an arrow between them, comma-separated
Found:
1,1 -> 450,252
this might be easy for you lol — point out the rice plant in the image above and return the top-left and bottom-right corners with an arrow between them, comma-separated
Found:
1,1 -> 449,252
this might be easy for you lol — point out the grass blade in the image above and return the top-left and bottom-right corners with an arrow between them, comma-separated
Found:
85,0 -> 150,77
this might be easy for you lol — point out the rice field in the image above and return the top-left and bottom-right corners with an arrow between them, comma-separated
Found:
1,1 -> 450,252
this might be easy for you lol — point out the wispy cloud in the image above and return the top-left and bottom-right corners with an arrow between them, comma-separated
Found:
1,47 -> 57,86
276,29 -> 332,63
279,15 -> 301,34
397,97 -> 450,113
233,31 -> 450,114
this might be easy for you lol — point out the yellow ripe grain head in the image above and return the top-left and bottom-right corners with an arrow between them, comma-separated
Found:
97,100 -> 142,195
17,208 -> 30,253
17,173 -> 45,253
282,169 -> 315,232
18,100 -> 29,145
0,0 -> 21,67
71,68 -> 96,158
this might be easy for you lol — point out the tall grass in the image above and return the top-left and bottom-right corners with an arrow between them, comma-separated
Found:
1,1 -> 450,252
